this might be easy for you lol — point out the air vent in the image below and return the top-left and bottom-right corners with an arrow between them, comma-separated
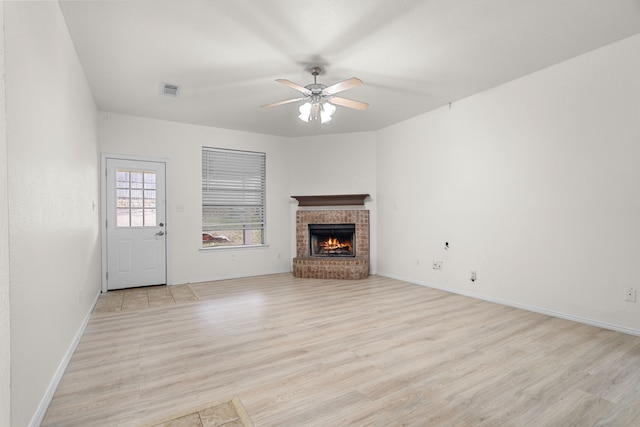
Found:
160,82 -> 180,97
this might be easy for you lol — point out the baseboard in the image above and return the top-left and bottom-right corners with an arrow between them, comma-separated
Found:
377,272 -> 640,337
29,290 -> 101,427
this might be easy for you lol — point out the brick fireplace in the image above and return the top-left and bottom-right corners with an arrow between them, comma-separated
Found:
292,195 -> 370,280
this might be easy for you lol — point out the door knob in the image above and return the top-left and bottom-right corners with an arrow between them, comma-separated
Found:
156,230 -> 165,236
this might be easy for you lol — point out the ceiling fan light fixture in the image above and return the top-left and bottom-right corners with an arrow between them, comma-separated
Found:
298,100 -> 336,124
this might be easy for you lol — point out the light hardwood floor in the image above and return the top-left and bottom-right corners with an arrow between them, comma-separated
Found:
42,274 -> 640,426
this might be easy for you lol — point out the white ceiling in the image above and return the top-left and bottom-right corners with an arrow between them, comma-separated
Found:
59,0 -> 640,138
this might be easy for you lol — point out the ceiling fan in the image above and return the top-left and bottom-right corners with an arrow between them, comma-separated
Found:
262,67 -> 368,124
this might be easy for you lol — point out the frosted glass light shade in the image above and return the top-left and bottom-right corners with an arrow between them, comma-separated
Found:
320,102 -> 336,123
298,102 -> 312,122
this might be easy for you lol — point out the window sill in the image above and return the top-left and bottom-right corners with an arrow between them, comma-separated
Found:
199,244 -> 269,252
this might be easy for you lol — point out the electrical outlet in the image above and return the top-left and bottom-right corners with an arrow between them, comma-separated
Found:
624,288 -> 636,302
470,271 -> 477,282
433,261 -> 443,270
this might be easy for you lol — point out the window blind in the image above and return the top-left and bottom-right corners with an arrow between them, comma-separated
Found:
202,147 -> 266,232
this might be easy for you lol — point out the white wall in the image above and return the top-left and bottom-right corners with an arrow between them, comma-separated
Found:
5,3 -> 101,426
377,34 -> 640,334
0,4 -> 11,425
288,132 -> 378,272
99,113 -> 292,284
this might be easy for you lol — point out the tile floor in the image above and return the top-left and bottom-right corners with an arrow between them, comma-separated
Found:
93,284 -> 199,313
149,397 -> 252,427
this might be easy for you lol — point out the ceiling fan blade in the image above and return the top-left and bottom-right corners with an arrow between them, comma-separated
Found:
323,77 -> 363,95
261,97 -> 305,108
276,79 -> 311,95
330,97 -> 369,111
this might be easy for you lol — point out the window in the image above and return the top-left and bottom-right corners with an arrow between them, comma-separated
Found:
202,147 -> 266,247
116,169 -> 157,227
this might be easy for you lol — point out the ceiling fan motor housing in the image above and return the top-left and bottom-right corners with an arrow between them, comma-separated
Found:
305,83 -> 327,96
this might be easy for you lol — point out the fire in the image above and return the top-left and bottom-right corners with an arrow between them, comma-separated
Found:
321,237 -> 352,252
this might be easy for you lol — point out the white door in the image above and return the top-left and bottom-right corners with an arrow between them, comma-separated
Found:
105,158 -> 167,290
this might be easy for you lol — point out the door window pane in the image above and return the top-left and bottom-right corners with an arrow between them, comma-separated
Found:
116,169 -> 157,227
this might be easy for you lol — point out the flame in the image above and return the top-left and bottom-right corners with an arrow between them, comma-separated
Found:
320,237 -> 352,252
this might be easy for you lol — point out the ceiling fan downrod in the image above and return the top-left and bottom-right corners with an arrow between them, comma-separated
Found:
310,66 -> 322,85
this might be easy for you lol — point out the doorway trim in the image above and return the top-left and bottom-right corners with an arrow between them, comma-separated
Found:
100,153 -> 171,293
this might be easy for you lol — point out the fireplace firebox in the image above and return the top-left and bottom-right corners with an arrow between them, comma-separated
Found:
309,224 -> 355,257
